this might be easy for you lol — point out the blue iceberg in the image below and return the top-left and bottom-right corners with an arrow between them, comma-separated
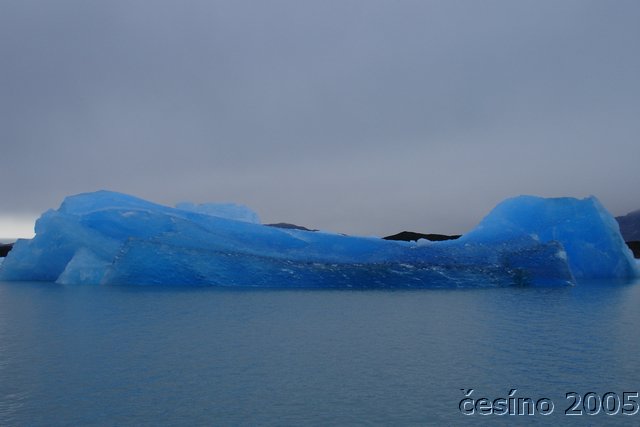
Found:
0,191 -> 636,287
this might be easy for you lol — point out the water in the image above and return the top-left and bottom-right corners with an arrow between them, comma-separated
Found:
1,279 -> 640,426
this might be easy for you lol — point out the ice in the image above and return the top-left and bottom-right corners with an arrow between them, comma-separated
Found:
0,191 -> 636,287
175,202 -> 260,224
57,248 -> 110,285
459,196 -> 637,279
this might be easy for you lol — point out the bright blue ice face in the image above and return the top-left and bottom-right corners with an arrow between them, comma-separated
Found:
460,195 -> 637,280
0,191 -> 636,287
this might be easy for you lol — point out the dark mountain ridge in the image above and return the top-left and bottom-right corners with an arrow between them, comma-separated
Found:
616,209 -> 640,242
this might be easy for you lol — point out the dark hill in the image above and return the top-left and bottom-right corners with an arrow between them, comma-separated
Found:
383,231 -> 461,242
266,223 -> 318,232
0,243 -> 13,257
616,210 -> 640,242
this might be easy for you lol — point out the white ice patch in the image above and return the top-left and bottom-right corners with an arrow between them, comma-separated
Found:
415,238 -> 433,246
556,250 -> 568,261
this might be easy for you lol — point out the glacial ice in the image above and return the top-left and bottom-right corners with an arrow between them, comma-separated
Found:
0,191 -> 636,287
174,202 -> 260,224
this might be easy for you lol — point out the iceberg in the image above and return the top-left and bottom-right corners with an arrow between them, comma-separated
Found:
0,191 -> 636,287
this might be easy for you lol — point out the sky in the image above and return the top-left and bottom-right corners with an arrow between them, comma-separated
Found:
1,0 -> 639,238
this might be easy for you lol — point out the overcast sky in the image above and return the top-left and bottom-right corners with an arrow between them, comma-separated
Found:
1,0 -> 639,238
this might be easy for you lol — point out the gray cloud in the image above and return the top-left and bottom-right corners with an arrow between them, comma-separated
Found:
1,0 -> 639,236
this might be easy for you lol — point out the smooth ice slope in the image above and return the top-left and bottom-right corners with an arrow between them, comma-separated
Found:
175,202 -> 260,224
0,191 -> 636,287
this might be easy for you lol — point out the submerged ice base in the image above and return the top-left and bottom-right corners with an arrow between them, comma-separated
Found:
0,191 -> 636,287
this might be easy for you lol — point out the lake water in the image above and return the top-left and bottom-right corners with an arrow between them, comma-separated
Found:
1,279 -> 640,426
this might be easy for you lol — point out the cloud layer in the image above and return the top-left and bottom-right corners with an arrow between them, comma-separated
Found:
1,0 -> 639,236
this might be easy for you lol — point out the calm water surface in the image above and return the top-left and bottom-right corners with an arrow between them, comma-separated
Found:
1,279 -> 640,426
